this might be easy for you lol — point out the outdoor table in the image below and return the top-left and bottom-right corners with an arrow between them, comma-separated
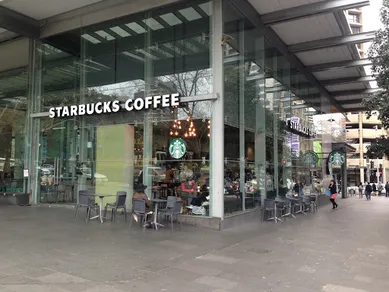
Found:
87,194 -> 116,223
150,198 -> 167,230
288,196 -> 305,215
283,197 -> 297,218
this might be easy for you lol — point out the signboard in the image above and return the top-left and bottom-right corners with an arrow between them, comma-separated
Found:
329,151 -> 345,166
23,169 -> 29,178
49,93 -> 180,118
169,138 -> 186,159
302,151 -> 319,166
285,117 -> 317,138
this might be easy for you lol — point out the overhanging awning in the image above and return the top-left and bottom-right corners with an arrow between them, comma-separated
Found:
231,0 -> 375,114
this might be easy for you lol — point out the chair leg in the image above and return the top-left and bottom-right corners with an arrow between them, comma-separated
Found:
171,215 -> 174,230
129,213 -> 133,230
111,208 -> 115,222
123,208 -> 127,222
179,215 -> 182,231
104,206 -> 108,219
74,205 -> 79,220
85,207 -> 91,224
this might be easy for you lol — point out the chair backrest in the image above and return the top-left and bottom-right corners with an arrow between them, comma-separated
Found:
166,196 -> 177,209
133,199 -> 146,213
116,191 -> 127,206
78,190 -> 90,205
303,196 -> 311,203
173,200 -> 182,214
264,199 -> 275,209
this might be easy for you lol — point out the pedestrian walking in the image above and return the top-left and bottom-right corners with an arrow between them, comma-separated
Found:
328,180 -> 338,209
372,183 -> 377,196
358,182 -> 364,198
385,182 -> 389,197
365,182 -> 372,200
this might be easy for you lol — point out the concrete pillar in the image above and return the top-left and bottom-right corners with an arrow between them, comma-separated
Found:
210,0 -> 224,219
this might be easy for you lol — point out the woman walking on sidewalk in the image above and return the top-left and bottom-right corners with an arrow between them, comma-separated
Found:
328,180 -> 338,209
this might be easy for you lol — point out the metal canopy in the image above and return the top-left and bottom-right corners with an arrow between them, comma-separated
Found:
231,0 -> 345,113
0,6 -> 40,38
321,76 -> 375,85
306,58 -> 372,72
331,88 -> 382,97
261,0 -> 369,26
246,0 -> 375,113
289,31 -> 375,53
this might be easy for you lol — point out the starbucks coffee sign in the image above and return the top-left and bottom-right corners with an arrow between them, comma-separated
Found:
285,117 -> 317,138
329,151 -> 345,166
169,138 -> 186,159
49,93 -> 180,118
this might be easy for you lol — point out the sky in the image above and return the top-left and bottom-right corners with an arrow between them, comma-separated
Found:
363,0 -> 383,31
363,0 -> 383,86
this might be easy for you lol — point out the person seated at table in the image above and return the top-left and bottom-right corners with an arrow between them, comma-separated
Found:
132,184 -> 151,222
181,177 -> 197,193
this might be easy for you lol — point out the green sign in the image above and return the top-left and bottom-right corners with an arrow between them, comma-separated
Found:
169,138 -> 186,159
302,151 -> 319,166
329,151 -> 345,166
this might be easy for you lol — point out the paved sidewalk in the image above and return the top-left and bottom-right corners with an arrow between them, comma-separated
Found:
0,196 -> 388,292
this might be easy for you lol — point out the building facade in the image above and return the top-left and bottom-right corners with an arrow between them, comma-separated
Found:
346,112 -> 388,184
0,0 -> 373,228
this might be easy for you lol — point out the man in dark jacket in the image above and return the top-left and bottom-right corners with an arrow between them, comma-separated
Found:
372,183 -> 377,197
365,182 -> 372,200
385,182 -> 389,197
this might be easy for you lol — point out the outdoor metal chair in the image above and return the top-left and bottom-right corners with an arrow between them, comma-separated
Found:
302,196 -> 311,214
309,195 -> 318,213
275,198 -> 288,220
129,199 -> 153,229
160,200 -> 183,230
104,191 -> 127,222
159,196 -> 177,217
262,199 -> 282,223
74,190 -> 97,224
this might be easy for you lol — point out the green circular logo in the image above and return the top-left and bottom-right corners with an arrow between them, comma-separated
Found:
329,151 -> 345,166
302,151 -> 319,166
169,138 -> 186,159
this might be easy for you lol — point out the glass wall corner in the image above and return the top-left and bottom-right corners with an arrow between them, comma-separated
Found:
29,0 -> 215,218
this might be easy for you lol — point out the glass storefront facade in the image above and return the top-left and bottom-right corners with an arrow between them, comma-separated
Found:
0,0 -> 336,221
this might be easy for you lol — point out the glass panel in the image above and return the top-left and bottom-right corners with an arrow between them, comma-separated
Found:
36,0 -> 213,217
0,67 -> 28,193
223,0 -> 321,215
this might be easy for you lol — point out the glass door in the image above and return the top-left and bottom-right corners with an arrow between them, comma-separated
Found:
37,118 -> 82,203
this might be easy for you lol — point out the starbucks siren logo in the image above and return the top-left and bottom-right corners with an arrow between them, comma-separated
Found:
329,151 -> 345,166
169,138 -> 186,159
302,151 -> 319,166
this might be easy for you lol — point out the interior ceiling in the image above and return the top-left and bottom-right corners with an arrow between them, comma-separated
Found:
0,0 -> 104,20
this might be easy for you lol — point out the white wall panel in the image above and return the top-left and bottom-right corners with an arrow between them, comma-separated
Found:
272,13 -> 341,45
248,0 -> 324,14
296,46 -> 352,66
0,37 -> 29,72
326,83 -> 366,92
313,67 -> 360,80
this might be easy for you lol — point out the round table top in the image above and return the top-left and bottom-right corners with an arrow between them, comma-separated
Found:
150,198 -> 167,203
87,194 -> 116,198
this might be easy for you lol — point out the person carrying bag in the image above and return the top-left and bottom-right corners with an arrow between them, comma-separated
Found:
328,180 -> 338,210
